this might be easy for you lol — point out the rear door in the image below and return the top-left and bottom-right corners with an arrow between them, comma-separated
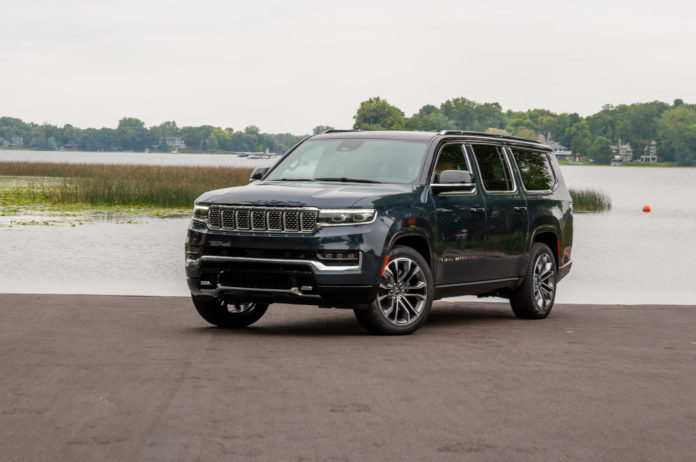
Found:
468,143 -> 528,280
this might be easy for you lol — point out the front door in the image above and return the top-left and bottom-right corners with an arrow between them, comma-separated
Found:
468,143 -> 528,280
429,143 -> 487,285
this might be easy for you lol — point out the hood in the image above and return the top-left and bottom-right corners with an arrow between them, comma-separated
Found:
196,181 -> 416,208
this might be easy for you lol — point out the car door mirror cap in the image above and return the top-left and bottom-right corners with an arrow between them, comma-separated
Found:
250,167 -> 270,182
431,170 -> 476,193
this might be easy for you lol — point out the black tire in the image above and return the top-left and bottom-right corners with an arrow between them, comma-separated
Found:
510,243 -> 557,319
192,295 -> 269,328
354,245 -> 434,335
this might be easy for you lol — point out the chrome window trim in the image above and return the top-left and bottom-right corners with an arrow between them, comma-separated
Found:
508,148 -> 559,194
468,143 -> 518,195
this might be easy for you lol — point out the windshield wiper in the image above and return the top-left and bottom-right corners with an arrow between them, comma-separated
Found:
271,178 -> 314,181
314,177 -> 382,184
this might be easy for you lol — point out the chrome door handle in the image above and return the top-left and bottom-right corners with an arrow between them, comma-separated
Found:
514,206 -> 527,213
469,207 -> 485,215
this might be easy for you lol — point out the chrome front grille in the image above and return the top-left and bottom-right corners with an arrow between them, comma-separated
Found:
208,206 -> 318,233
209,208 -> 221,228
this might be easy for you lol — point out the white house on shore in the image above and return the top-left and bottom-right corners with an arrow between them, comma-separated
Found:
611,140 -> 633,162
545,140 -> 572,161
639,140 -> 658,163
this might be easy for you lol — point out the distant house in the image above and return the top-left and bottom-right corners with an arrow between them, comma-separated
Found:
545,140 -> 572,161
162,136 -> 186,152
6,136 -> 24,148
611,140 -> 633,162
639,140 -> 658,163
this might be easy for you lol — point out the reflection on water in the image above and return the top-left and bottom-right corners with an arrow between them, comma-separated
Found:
1,166 -> 695,304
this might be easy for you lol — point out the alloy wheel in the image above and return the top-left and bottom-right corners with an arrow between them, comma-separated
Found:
377,257 -> 428,326
533,253 -> 555,310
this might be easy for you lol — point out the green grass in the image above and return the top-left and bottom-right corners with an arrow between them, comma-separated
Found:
0,162 -> 253,209
569,188 -> 612,213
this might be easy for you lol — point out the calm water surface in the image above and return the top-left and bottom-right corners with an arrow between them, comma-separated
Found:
1,165 -> 695,305
0,150 -> 276,168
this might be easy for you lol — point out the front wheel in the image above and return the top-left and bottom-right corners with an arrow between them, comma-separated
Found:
354,246 -> 434,335
510,243 -> 557,319
192,295 -> 269,328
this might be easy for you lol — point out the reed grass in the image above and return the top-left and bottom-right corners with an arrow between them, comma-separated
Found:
569,188 -> 612,213
0,162 -> 614,214
0,162 -> 253,208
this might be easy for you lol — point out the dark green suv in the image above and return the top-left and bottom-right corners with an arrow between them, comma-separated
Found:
185,130 -> 573,334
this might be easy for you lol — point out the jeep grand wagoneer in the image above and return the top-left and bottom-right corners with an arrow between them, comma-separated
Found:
185,130 -> 573,334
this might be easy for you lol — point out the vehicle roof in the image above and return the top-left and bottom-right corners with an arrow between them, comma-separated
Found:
311,130 -> 550,150
311,130 -> 436,141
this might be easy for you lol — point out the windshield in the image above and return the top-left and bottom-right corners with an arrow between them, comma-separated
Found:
266,139 -> 429,184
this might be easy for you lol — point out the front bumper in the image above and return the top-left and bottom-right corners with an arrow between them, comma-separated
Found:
185,219 -> 389,308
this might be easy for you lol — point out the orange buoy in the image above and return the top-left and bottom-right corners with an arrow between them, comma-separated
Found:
642,205 -> 651,213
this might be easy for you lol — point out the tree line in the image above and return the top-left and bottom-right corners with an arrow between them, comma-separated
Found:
0,117 -> 304,154
3,96 -> 696,164
352,97 -> 696,165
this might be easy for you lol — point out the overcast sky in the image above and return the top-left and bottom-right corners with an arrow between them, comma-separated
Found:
2,0 -> 695,133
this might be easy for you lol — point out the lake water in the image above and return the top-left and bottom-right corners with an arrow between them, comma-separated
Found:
1,153 -> 695,305
0,149 -> 277,168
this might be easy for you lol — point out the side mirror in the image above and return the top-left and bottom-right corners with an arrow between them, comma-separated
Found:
431,170 -> 476,194
249,167 -> 269,182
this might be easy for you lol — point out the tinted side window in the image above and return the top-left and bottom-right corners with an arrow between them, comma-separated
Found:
432,143 -> 469,182
470,144 -> 514,192
512,149 -> 556,191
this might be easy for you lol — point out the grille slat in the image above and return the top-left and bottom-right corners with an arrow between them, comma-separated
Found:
301,211 -> 318,231
284,211 -> 299,231
236,210 -> 251,230
251,211 -> 266,230
268,211 -> 283,231
208,207 -> 317,233
221,209 -> 235,228
209,208 -> 221,228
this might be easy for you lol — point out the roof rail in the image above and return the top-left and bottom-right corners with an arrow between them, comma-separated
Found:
437,130 -> 542,144
321,129 -> 361,134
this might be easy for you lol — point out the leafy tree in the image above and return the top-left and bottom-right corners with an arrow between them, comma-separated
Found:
516,128 -> 538,140
569,120 -> 592,155
440,97 -> 477,130
485,128 -> 511,136
353,97 -> 405,130
405,105 -> 453,131
615,101 -> 669,156
116,117 -> 152,151
473,103 -> 505,131
658,106 -> 696,165
505,111 -> 535,135
588,136 -> 613,164
312,125 -> 334,134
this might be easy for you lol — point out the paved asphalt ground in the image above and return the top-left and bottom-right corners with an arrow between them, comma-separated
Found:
1,294 -> 695,461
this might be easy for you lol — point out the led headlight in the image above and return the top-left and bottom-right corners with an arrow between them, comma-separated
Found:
192,204 -> 209,223
317,209 -> 376,226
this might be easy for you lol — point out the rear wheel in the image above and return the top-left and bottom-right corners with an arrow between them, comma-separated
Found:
354,246 -> 433,335
192,295 -> 269,328
510,243 -> 557,319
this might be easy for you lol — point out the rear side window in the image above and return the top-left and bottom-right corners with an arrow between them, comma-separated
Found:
512,149 -> 556,191
470,144 -> 514,192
